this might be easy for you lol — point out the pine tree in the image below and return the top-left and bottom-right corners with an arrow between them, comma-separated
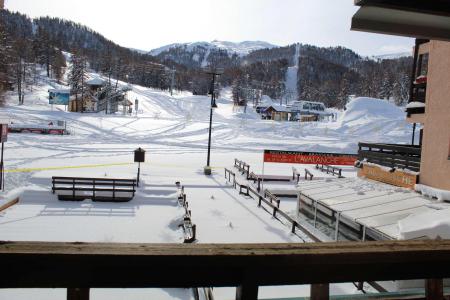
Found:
68,52 -> 88,111
52,49 -> 66,83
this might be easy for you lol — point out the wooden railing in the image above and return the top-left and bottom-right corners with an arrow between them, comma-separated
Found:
358,143 -> 421,172
176,184 -> 196,243
224,170 -> 319,241
315,164 -> 343,178
1,240 -> 450,300
234,158 -> 250,179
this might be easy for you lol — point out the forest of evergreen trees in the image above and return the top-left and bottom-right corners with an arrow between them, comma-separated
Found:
0,9 -> 412,109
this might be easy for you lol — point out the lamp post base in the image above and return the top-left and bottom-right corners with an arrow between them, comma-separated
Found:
203,166 -> 212,175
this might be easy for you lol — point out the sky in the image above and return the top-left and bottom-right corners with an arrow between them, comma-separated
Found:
4,0 -> 414,56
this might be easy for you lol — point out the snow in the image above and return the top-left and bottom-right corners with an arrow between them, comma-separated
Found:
0,64 -> 421,299
399,208 -> 450,240
284,43 -> 300,101
405,101 -> 426,109
86,77 -> 106,86
341,97 -> 405,126
297,177 -> 450,240
149,40 -> 277,57
372,52 -> 412,60
415,184 -> 450,201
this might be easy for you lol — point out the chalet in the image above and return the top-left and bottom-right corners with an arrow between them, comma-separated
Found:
263,105 -> 291,121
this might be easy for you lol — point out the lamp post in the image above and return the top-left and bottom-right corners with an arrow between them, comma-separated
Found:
204,68 -> 223,175
0,124 -> 8,191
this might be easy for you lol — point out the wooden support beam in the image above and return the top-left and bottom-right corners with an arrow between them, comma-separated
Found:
426,278 -> 443,300
1,241 -> 450,288
236,279 -> 258,300
310,283 -> 329,300
67,288 -> 89,300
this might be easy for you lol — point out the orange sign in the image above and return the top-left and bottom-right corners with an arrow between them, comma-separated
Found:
263,150 -> 357,166
358,164 -> 418,189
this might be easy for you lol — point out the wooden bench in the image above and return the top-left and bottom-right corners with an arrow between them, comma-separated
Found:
52,176 -> 136,202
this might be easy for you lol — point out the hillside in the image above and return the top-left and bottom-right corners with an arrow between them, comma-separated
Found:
0,9 -> 412,110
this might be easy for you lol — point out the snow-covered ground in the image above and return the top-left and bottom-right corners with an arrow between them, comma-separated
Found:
0,71 -> 419,299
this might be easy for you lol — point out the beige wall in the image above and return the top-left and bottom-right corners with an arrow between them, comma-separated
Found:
419,41 -> 450,190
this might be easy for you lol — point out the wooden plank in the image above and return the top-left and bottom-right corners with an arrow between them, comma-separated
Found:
0,197 -> 19,212
1,241 -> 450,288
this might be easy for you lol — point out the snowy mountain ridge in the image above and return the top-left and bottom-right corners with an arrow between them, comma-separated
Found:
372,52 -> 412,60
149,40 -> 278,57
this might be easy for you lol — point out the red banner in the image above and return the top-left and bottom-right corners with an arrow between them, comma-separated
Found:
263,150 -> 357,166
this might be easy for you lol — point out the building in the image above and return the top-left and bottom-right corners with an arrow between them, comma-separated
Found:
290,100 -> 333,121
263,105 -> 291,121
352,1 -> 450,192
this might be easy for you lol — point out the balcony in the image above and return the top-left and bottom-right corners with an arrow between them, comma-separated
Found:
2,240 -> 450,300
358,142 -> 421,172
406,78 -> 426,117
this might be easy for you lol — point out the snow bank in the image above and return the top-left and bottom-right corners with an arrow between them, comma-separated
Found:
399,208 -> 450,239
416,184 -> 450,201
340,97 -> 405,127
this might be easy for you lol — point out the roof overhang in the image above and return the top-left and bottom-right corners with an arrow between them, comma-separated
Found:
351,0 -> 450,41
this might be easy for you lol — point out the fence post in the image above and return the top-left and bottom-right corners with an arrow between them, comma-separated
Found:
236,282 -> 258,300
52,178 -> 55,194
272,206 -> 277,217
258,196 -> 262,207
72,179 -> 75,200
334,212 -> 341,241
311,284 -> 329,300
93,179 -> 96,201
426,278 -> 443,300
67,288 -> 90,300
112,180 -> 116,201
313,200 -> 318,228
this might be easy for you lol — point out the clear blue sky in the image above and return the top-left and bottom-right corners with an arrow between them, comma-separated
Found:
5,0 -> 414,56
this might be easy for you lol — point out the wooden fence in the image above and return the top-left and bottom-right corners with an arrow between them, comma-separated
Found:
358,143 -> 421,172
1,240 -> 450,300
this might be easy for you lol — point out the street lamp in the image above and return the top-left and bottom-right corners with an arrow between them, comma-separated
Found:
204,67 -> 223,175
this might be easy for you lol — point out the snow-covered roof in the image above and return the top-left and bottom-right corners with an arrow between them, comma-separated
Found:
48,89 -> 70,94
265,105 -> 291,112
86,78 -> 105,86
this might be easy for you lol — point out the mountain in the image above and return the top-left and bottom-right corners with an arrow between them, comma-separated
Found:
372,52 -> 412,60
149,40 -> 277,57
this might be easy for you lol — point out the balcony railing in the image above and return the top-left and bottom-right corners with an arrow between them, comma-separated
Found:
358,142 -> 421,172
407,39 -> 429,116
1,240 -> 450,300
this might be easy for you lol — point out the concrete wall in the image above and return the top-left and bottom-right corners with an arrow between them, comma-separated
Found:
419,41 -> 450,190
